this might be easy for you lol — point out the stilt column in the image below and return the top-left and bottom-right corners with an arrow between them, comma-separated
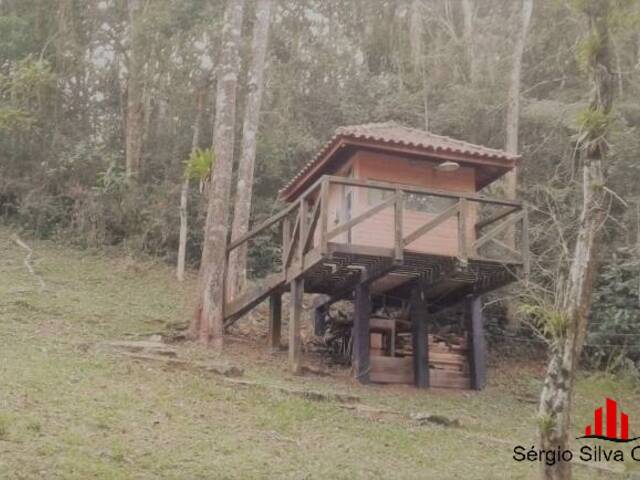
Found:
466,295 -> 487,390
353,282 -> 371,383
410,283 -> 429,389
268,293 -> 282,352
289,278 -> 304,374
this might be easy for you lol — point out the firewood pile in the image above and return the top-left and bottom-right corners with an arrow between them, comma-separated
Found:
305,301 -> 353,364
394,332 -> 470,389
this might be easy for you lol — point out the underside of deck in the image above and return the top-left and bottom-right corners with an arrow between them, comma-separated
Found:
224,241 -> 521,324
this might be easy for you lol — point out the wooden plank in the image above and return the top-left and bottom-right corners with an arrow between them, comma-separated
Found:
327,242 -> 395,259
281,216 -> 291,267
403,202 -> 459,247
325,175 -> 522,208
475,205 -> 520,231
319,178 -> 329,256
313,297 -> 328,336
473,211 -> 525,250
410,283 -> 429,388
488,238 -> 521,260
268,293 -> 282,351
369,356 -> 413,384
394,190 -> 404,262
458,198 -> 468,263
228,201 -> 297,252
429,368 -> 471,389
223,273 -> 285,326
289,278 -> 304,374
327,195 -> 396,241
302,195 -> 321,255
284,213 -> 300,269
298,197 -> 308,270
353,282 -> 371,384
467,295 -> 486,390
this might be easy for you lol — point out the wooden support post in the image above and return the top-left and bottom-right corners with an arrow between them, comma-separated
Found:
410,283 -> 429,389
353,282 -> 371,383
289,278 -> 304,374
319,178 -> 329,256
298,197 -> 307,270
268,293 -> 282,352
466,295 -> 486,390
282,216 -> 291,268
394,189 -> 404,263
312,295 -> 329,336
458,198 -> 468,264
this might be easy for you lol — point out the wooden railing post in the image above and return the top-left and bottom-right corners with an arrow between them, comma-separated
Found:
319,177 -> 329,256
282,215 -> 291,271
394,189 -> 404,263
458,198 -> 468,263
298,196 -> 307,270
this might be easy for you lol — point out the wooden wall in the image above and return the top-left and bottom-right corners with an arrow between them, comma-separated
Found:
350,151 -> 477,256
310,150 -> 479,257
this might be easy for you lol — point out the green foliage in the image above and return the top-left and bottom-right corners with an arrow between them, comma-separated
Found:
586,248 -> 640,370
537,414 -> 556,435
0,106 -> 33,131
575,107 -> 611,142
520,302 -> 569,342
184,148 -> 214,181
576,32 -> 602,72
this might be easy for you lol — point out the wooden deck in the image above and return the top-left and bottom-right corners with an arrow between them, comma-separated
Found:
223,174 -> 528,326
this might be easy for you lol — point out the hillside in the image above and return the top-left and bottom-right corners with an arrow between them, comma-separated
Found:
0,228 -> 637,479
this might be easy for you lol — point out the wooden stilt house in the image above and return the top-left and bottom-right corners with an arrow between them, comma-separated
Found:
225,122 -> 528,390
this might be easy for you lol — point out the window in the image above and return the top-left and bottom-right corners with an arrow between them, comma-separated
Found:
405,193 -> 456,214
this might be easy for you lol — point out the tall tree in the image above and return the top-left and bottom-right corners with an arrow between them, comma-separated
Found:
177,78 -> 208,282
125,0 -> 146,179
409,0 -> 429,130
537,2 -> 614,479
191,0 -> 245,347
461,0 -> 478,84
227,0 -> 273,299
504,0 -> 533,209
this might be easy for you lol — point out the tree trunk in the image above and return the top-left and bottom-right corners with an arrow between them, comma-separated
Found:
125,0 -> 145,180
227,0 -> 273,300
503,0 -> 533,330
461,0 -> 478,84
191,0 -> 245,348
177,84 -> 207,282
504,0 -> 533,205
409,0 -> 429,130
537,2 -> 613,479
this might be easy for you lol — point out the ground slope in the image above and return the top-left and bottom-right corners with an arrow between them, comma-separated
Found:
0,228 -> 637,479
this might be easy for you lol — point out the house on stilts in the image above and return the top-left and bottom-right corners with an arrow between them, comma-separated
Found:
224,122 -> 528,390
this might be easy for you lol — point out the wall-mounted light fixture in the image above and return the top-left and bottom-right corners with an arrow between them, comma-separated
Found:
435,160 -> 460,172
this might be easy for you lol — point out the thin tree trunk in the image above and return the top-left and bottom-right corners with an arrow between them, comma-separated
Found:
191,0 -> 245,348
227,0 -> 273,300
537,2 -> 613,479
504,0 -> 533,203
125,0 -> 145,180
177,84 -> 207,282
461,0 -> 478,84
409,0 -> 429,130
503,0 -> 533,330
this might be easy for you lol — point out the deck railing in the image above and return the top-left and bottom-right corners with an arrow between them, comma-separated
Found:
225,175 -> 529,304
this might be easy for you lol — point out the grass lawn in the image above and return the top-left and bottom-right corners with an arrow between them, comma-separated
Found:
1,227 -> 639,479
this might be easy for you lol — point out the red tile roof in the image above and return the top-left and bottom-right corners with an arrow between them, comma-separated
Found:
279,122 -> 520,200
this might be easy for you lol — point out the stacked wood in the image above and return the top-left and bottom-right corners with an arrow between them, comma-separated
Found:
370,331 -> 470,389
